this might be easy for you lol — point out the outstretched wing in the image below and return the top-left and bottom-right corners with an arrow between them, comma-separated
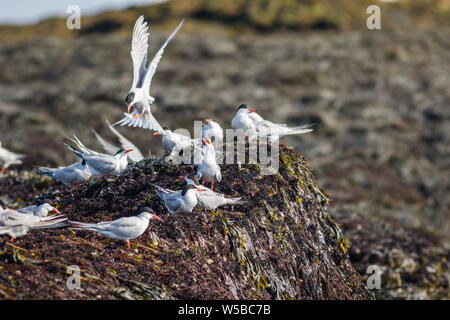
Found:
142,18 -> 184,96
106,120 -> 145,161
131,15 -> 149,89
92,128 -> 120,155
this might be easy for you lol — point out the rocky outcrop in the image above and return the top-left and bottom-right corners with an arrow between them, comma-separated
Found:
0,145 -> 372,299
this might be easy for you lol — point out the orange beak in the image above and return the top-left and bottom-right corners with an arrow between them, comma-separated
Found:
179,176 -> 185,180
53,208 -> 61,215
196,189 -> 206,192
125,149 -> 133,153
249,108 -> 256,112
153,132 -> 161,136
205,119 -> 212,124
152,215 -> 162,221
127,104 -> 133,113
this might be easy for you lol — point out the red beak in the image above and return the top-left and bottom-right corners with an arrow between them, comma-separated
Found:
179,176 -> 185,180
125,149 -> 133,153
249,108 -> 256,112
153,132 -> 161,136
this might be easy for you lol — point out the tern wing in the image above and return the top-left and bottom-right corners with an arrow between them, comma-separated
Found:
114,112 -> 164,133
131,15 -> 149,89
142,19 -> 184,96
84,155 -> 116,174
165,195 -> 183,213
106,120 -> 145,161
92,128 -> 120,155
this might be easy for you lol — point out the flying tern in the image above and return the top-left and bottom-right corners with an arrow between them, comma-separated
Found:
93,120 -> 146,163
114,16 -> 185,131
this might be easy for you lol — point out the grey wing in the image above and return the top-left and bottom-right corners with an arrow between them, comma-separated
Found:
165,196 -> 183,213
215,166 -> 222,182
85,155 -> 116,174
142,19 -> 184,94
131,15 -> 149,89
106,120 -> 145,161
66,135 -> 103,155
92,128 -> 120,155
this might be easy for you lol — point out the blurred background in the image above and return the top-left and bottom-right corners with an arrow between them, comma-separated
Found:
0,0 -> 449,297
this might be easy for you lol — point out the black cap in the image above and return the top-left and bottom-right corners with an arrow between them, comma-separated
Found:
114,148 -> 125,156
237,104 -> 248,111
138,207 -> 155,214
181,184 -> 197,196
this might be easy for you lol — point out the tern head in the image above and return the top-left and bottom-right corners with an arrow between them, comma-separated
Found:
236,104 -> 256,115
114,148 -> 133,157
137,207 -> 161,221
36,201 -> 61,216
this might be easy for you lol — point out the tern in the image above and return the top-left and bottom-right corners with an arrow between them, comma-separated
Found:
153,127 -> 201,158
65,143 -> 132,178
16,201 -> 61,217
0,141 -> 26,174
0,225 -> 30,240
201,119 -> 223,148
231,104 -> 258,138
197,137 -> 222,190
69,207 -> 161,248
38,160 -> 92,188
0,209 -> 67,240
180,175 -> 244,210
232,104 -> 314,142
93,120 -> 146,163
154,184 -> 205,214
114,16 -> 185,131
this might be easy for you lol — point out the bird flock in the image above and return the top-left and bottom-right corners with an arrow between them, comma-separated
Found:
0,16 -> 313,248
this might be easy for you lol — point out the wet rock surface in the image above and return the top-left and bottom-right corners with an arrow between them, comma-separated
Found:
0,146 -> 372,299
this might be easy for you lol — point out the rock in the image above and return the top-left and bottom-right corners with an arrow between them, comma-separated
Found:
0,145 -> 372,299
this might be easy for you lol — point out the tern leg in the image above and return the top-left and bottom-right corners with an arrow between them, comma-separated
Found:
10,237 -> 14,242
0,166 -> 5,174
211,183 -> 214,191
126,240 -> 131,248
